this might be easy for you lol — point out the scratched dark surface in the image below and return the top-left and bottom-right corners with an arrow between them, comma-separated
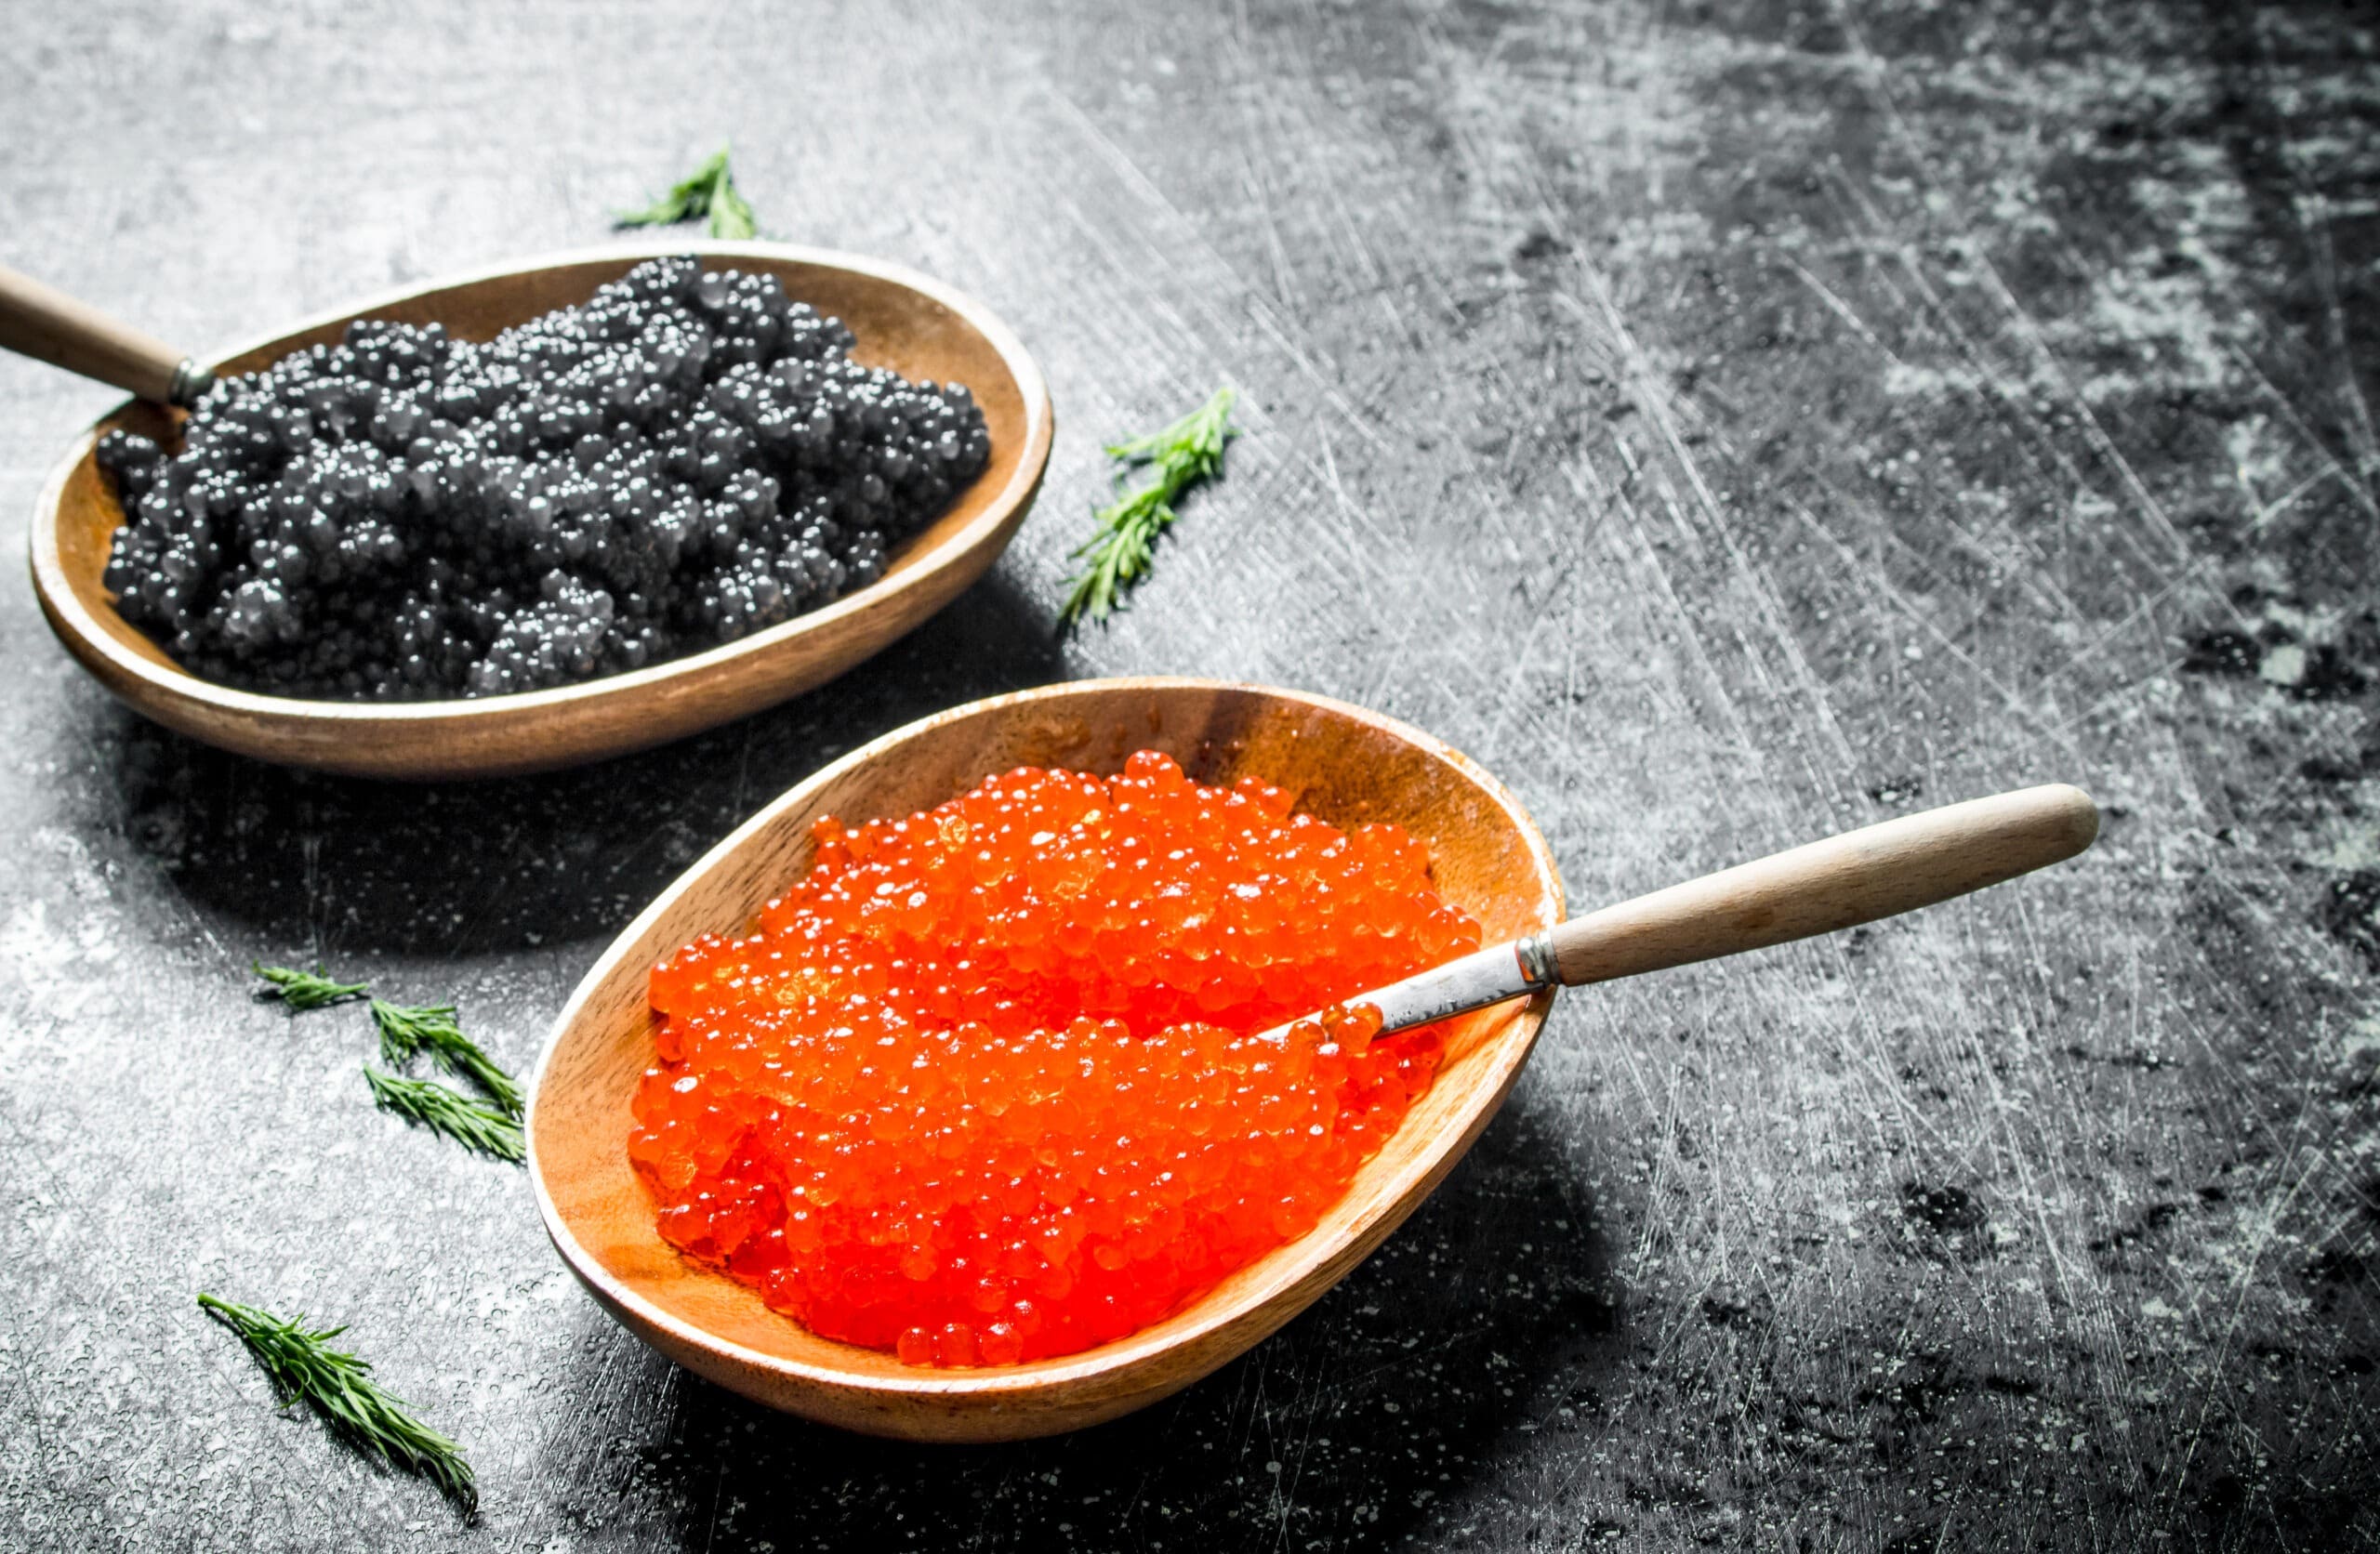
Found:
3,1 -> 2376,1548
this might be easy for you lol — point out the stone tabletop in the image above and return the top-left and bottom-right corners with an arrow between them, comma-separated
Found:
2,2 -> 2373,1549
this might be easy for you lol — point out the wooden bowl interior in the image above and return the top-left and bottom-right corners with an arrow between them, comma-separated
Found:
530,681 -> 1563,1435
49,250 -> 1038,684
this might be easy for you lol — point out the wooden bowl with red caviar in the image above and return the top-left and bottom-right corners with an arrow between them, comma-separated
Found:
527,678 -> 1564,1442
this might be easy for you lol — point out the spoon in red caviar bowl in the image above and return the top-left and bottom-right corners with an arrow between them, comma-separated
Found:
10,245 -> 1052,779
526,677 -> 2097,1442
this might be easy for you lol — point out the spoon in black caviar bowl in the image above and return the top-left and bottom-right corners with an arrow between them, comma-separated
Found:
5,246 -> 1052,779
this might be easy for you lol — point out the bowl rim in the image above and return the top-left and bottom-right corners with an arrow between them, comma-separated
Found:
25,238 -> 1053,729
525,676 -> 1567,1406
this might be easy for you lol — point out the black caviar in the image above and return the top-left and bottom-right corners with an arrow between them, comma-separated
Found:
95,257 -> 991,700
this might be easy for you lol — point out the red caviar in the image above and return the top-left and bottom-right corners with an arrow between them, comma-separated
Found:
628,750 -> 1482,1366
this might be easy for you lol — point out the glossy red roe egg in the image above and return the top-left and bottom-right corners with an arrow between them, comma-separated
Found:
628,750 -> 1483,1366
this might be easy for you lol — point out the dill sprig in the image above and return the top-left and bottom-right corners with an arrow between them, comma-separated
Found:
615,144 -> 758,240
254,963 -> 369,1012
1060,387 -> 1239,626
364,1067 -> 525,1162
371,1000 -> 524,1118
198,1293 -> 478,1517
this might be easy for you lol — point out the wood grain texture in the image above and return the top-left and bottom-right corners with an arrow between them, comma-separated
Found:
530,678 -> 1562,1440
0,0 -> 2373,1549
1549,784 -> 2099,985
0,260 -> 191,404
25,242 -> 1054,778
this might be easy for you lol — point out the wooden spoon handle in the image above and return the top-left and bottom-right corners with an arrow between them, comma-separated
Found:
0,262 -> 209,406
1547,784 -> 2099,986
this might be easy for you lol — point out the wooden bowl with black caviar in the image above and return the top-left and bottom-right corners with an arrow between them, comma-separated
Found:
26,241 -> 1052,780
527,678 -> 1566,1442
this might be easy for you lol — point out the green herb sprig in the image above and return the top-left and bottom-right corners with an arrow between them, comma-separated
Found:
254,963 -> 369,1012
364,1067 -> 525,1162
371,1001 -> 524,1118
198,1293 -> 477,1517
1060,387 -> 1239,627
615,145 -> 758,240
